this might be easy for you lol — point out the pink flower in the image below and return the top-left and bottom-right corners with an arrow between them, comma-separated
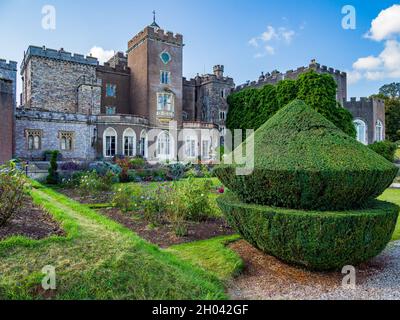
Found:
218,187 -> 225,194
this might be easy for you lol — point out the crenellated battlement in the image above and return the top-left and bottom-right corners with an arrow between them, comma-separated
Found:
0,59 -> 17,71
21,46 -> 99,70
236,60 -> 347,91
128,26 -> 183,52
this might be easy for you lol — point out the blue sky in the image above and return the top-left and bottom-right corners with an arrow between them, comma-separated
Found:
0,0 -> 399,98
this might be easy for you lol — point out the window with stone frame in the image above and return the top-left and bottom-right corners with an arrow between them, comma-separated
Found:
26,129 -> 43,151
160,71 -> 171,85
106,106 -> 116,115
106,84 -> 117,97
59,131 -> 74,151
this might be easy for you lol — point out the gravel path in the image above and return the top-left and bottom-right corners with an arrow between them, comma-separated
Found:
228,240 -> 400,300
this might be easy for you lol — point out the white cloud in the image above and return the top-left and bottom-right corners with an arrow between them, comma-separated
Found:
249,25 -> 296,58
349,40 -> 400,83
347,70 -> 362,85
280,28 -> 295,44
353,56 -> 382,70
261,26 -> 278,42
88,46 -> 114,64
365,4 -> 400,41
248,38 -> 259,48
265,46 -> 275,55
349,5 -> 400,84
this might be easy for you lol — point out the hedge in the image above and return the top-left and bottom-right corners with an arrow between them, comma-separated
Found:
369,141 -> 398,162
215,100 -> 398,211
227,70 -> 356,138
217,193 -> 399,271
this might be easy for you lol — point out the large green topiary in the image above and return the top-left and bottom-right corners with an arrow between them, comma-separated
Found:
217,193 -> 399,271
216,100 -> 398,211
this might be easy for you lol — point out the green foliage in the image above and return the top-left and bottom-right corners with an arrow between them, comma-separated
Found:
112,184 -> 144,213
129,157 -> 146,169
0,163 -> 27,227
78,171 -> 115,194
171,177 -> 214,222
167,235 -> 243,281
0,183 -> 227,299
216,100 -> 398,211
142,184 -> 173,225
379,82 -> 400,99
369,141 -> 398,162
46,151 -> 59,185
166,163 -> 186,181
227,70 -> 356,138
217,194 -> 399,271
385,98 -> 400,142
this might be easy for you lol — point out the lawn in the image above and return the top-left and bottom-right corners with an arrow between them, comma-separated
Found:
0,182 -> 228,300
379,188 -> 400,241
2,177 -> 400,300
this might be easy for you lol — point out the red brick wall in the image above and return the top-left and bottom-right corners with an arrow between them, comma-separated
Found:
0,79 -> 14,164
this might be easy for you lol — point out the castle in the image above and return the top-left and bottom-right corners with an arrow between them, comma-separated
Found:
0,19 -> 386,164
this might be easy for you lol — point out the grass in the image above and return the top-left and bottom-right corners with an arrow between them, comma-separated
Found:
379,188 -> 400,241
0,182 -> 228,300
167,235 -> 243,282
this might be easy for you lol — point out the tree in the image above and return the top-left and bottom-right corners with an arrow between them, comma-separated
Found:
385,98 -> 400,142
46,150 -> 59,185
379,82 -> 400,99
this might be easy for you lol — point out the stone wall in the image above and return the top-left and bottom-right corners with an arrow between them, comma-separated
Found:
235,60 -> 347,104
0,59 -> 17,109
77,76 -> 102,115
21,46 -> 99,113
15,109 -> 97,160
344,97 -> 386,144
0,79 -> 14,163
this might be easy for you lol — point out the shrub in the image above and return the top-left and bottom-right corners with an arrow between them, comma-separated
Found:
46,151 -> 59,185
116,159 -> 130,183
0,163 -> 27,227
217,194 -> 399,271
78,171 -> 114,194
166,163 -> 186,181
89,161 -> 122,177
129,157 -> 146,169
172,177 -> 213,222
369,141 -> 398,162
142,184 -> 173,225
113,184 -> 144,213
216,100 -> 398,211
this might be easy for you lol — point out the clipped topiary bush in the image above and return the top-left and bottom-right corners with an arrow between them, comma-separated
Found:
216,100 -> 398,211
369,141 -> 398,163
217,193 -> 399,270
216,99 -> 399,270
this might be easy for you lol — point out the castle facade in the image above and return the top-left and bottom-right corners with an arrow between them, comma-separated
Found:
0,20 -> 386,164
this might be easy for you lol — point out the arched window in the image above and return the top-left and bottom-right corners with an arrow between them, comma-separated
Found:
123,128 -> 136,157
375,120 -> 384,142
353,119 -> 367,145
140,130 -> 148,159
103,127 -> 117,158
157,131 -> 173,160
26,129 -> 42,151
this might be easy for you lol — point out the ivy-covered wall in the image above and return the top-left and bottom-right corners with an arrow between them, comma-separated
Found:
227,70 -> 356,138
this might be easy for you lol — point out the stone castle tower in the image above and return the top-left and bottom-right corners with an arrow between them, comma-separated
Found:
127,21 -> 184,128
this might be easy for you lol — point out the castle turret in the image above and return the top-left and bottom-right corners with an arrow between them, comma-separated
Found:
213,65 -> 224,78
